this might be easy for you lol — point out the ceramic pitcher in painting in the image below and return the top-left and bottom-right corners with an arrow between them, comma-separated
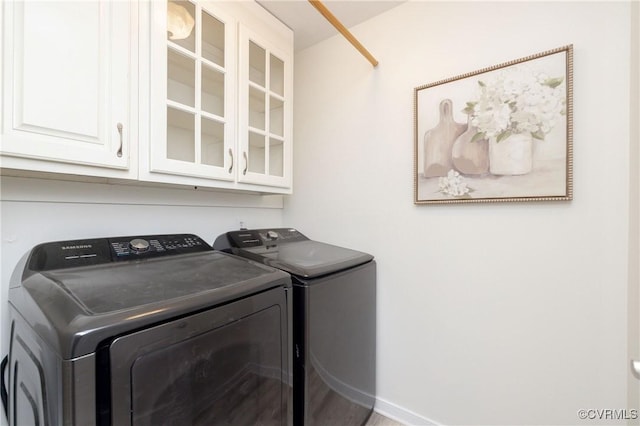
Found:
423,99 -> 466,177
452,116 -> 489,175
488,133 -> 533,175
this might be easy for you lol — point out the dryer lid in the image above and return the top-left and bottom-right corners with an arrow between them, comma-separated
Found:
40,251 -> 282,314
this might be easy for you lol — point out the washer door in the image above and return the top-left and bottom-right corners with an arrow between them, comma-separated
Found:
107,287 -> 289,426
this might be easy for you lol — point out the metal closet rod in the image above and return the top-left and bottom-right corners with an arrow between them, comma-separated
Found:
307,0 -> 379,67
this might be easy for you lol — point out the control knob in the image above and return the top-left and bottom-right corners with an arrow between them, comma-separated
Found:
266,230 -> 279,240
129,238 -> 150,253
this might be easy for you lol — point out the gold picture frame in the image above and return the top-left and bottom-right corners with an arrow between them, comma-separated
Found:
414,45 -> 573,204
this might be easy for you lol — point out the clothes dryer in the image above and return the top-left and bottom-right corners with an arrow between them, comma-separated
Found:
214,228 -> 375,426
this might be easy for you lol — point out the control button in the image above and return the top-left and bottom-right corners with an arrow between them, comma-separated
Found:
129,238 -> 150,253
266,230 -> 279,240
150,240 -> 165,251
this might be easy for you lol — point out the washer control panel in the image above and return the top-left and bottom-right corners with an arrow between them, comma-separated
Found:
225,228 -> 308,248
28,234 -> 212,272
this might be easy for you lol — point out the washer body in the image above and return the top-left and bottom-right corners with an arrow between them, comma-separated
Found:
3,234 -> 291,426
214,228 -> 376,426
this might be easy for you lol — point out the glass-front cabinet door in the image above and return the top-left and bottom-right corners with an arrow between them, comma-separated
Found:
238,25 -> 292,188
150,0 -> 236,180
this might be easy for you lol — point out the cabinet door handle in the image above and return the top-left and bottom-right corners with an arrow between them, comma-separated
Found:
116,123 -> 123,158
243,151 -> 248,175
228,148 -> 234,173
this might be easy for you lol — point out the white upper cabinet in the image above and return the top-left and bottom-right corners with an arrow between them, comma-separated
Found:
1,1 -> 137,178
146,0 -> 237,182
1,0 -> 291,193
140,0 -> 293,193
238,24 -> 293,189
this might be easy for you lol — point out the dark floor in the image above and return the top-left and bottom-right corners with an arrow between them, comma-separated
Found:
365,412 -> 405,426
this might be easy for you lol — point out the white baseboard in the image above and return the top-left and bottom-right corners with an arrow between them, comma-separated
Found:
374,397 -> 441,426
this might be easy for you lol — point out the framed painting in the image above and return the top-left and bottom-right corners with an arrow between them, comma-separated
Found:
413,45 -> 573,204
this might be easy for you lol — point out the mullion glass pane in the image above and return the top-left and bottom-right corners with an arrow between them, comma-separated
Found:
270,54 -> 284,96
167,107 -> 195,162
202,65 -> 224,117
269,97 -> 283,137
168,49 -> 195,107
202,11 -> 224,66
249,87 -> 265,130
249,41 -> 265,86
167,0 -> 195,52
269,138 -> 283,177
248,132 -> 265,174
201,118 -> 224,166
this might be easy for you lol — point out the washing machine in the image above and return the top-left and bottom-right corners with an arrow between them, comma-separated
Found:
214,228 -> 376,426
2,233 -> 291,426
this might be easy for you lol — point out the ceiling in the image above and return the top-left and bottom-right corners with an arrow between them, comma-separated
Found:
256,0 -> 405,51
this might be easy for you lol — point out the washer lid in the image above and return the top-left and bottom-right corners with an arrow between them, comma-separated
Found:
216,228 -> 373,278
241,241 -> 373,278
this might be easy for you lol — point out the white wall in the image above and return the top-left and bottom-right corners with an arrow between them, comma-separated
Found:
286,1 -> 636,425
1,2 -> 637,425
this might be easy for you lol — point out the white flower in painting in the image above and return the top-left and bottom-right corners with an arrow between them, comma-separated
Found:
463,64 -> 566,144
439,169 -> 470,197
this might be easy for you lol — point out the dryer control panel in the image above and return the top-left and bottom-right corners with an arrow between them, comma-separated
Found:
109,235 -> 208,259
28,234 -> 212,272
